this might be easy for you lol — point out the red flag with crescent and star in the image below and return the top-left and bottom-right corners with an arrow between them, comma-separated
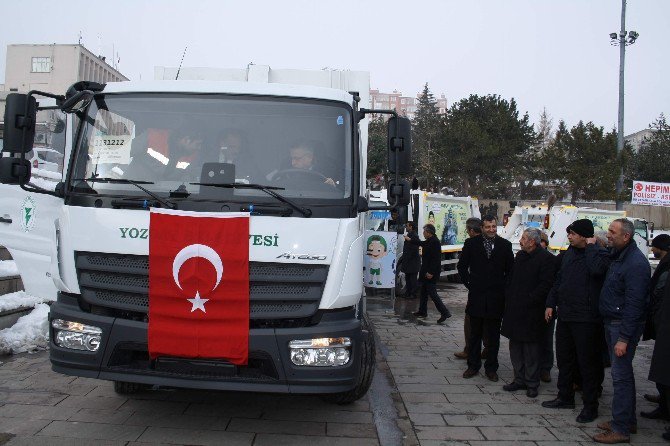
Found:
148,208 -> 250,365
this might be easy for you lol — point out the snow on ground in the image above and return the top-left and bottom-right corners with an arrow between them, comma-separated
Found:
0,260 -> 19,278
0,290 -> 54,313
0,303 -> 50,355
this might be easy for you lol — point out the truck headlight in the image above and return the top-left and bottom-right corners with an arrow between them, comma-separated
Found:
289,337 -> 351,366
52,319 -> 102,352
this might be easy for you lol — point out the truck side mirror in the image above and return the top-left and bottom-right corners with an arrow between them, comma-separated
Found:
0,157 -> 31,184
387,179 -> 410,206
3,93 -> 37,154
60,90 -> 94,113
387,117 -> 411,175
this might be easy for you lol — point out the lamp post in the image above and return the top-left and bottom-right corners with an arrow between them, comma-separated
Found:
610,0 -> 639,211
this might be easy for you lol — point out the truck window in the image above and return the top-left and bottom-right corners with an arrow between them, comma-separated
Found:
70,94 -> 353,202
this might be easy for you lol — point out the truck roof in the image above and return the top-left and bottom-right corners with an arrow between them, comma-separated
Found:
102,80 -> 356,105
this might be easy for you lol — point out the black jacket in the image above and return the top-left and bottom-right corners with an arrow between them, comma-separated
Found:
546,244 -> 611,323
649,277 -> 670,386
643,254 -> 670,340
409,234 -> 441,283
457,235 -> 514,319
401,231 -> 421,274
501,247 -> 556,342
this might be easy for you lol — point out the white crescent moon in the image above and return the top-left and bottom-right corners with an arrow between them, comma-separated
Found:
172,244 -> 223,291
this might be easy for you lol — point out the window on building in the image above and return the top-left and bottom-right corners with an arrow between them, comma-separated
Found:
31,57 -> 52,73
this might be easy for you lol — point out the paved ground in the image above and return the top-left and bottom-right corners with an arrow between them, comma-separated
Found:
368,283 -> 668,445
0,283 -> 666,445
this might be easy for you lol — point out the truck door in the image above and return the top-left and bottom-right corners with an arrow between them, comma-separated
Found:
0,108 -> 67,299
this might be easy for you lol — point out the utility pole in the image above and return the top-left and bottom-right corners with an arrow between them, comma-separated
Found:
610,0 -> 638,211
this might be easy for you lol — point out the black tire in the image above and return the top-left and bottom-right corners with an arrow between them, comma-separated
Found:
321,315 -> 376,405
113,381 -> 145,394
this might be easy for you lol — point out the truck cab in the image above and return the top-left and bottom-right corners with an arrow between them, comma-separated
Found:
0,72 -> 412,403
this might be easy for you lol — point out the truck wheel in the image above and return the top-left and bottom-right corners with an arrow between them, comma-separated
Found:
321,315 -> 376,405
113,381 -> 145,394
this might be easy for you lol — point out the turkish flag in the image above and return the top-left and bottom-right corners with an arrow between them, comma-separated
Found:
148,208 -> 250,365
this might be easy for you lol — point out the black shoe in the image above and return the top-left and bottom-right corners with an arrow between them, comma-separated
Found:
413,312 -> 427,318
576,407 -> 598,423
640,408 -> 670,421
502,382 -> 527,392
663,432 -> 670,441
541,397 -> 576,409
437,313 -> 451,324
462,368 -> 478,379
526,388 -> 539,398
485,371 -> 499,382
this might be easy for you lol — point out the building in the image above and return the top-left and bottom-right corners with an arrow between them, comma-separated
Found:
625,128 -> 656,153
3,44 -> 127,95
368,89 -> 447,120
1,44 -> 128,149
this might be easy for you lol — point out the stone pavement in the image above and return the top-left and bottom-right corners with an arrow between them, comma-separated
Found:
367,282 -> 668,445
0,283 -> 666,445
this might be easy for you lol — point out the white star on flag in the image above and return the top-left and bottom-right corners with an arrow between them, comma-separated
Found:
187,291 -> 209,313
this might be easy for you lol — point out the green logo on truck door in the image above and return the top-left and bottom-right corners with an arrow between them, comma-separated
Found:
21,196 -> 37,232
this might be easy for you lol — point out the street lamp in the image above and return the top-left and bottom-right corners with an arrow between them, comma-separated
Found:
610,0 -> 639,211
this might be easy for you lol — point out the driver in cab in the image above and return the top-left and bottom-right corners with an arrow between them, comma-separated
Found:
287,142 -> 336,187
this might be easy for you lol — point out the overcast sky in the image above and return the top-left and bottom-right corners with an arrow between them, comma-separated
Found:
2,0 -> 668,133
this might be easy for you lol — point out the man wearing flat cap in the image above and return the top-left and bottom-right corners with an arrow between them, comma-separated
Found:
543,219 -> 611,424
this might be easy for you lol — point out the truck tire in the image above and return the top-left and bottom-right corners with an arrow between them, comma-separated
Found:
321,315 -> 376,405
113,381 -> 145,394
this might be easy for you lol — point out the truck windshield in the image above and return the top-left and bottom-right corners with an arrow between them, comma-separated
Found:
70,93 -> 353,201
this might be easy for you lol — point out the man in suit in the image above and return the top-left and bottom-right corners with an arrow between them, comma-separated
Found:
406,224 -> 451,324
458,214 -> 514,382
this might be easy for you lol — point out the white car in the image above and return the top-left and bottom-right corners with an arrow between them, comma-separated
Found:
29,147 -> 64,173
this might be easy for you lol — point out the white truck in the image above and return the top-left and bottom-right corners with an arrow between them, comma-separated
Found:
500,204 -> 652,255
0,66 -> 413,403
367,189 -> 480,282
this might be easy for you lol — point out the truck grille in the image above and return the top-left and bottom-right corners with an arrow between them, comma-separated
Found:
75,252 -> 328,323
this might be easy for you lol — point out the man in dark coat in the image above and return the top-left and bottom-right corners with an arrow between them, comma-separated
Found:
594,218 -> 651,444
458,214 -> 514,382
401,221 -> 422,299
455,217 -> 484,360
501,228 -> 556,398
641,233 -> 670,421
406,224 -> 451,323
542,219 -> 611,424
648,273 -> 670,441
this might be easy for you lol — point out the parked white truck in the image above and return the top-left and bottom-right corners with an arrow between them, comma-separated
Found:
500,204 -> 652,255
0,66 -> 413,402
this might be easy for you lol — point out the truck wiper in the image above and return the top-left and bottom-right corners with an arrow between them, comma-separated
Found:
77,177 -> 177,210
191,182 -> 312,217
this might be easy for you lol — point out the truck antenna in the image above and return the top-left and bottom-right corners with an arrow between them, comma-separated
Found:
175,47 -> 188,80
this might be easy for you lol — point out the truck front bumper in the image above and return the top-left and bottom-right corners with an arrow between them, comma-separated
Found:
49,294 -> 364,394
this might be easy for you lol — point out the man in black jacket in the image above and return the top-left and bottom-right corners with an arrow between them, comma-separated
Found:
542,219 -> 611,423
458,214 -> 514,382
406,224 -> 451,323
641,234 -> 670,421
648,271 -> 670,441
401,221 -> 422,299
501,228 -> 556,398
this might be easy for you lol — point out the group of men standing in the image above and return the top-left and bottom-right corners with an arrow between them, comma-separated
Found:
453,214 -> 669,444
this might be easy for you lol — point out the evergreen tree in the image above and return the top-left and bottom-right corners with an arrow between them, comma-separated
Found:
632,113 -> 670,183
441,94 -> 535,198
411,83 -> 443,190
546,120 -> 620,204
366,117 -> 387,183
